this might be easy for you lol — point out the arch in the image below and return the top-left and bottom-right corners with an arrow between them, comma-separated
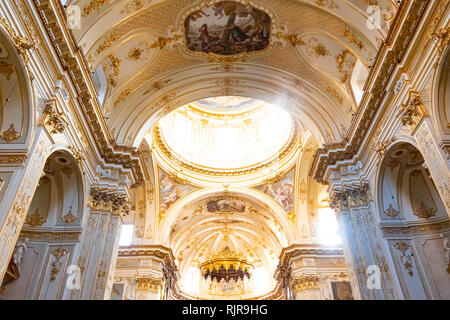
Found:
0,26 -> 35,148
0,149 -> 85,300
376,141 -> 450,300
433,45 -> 450,138
106,64 -> 350,148
159,186 -> 296,245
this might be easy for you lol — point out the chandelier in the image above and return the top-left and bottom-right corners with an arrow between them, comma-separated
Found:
200,246 -> 253,283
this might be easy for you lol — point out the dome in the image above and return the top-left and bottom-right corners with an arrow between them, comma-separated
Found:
157,97 -> 294,170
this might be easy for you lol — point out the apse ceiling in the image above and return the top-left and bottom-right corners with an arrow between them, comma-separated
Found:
68,0 -> 399,148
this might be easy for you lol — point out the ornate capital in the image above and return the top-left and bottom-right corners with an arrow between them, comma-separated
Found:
88,188 -> 130,216
330,184 -> 372,212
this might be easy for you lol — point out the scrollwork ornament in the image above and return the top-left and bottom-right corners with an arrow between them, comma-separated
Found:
394,241 -> 414,276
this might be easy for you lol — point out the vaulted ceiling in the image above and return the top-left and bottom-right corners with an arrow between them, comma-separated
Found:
67,0 -> 399,148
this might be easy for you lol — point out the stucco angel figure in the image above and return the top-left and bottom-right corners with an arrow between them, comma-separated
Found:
13,238 -> 29,273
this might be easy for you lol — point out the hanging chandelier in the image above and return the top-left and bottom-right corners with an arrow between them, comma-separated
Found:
200,246 -> 253,283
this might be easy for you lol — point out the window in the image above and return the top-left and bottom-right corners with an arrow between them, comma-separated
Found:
317,207 -> 342,246
119,224 -> 134,246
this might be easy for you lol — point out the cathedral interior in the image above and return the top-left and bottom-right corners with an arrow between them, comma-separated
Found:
0,0 -> 448,300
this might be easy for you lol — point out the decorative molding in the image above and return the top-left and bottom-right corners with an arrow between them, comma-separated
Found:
1,124 -> 21,143
19,230 -> 81,241
88,187 -> 131,216
311,0 -> 430,183
42,101 -> 66,134
393,241 -> 414,276
0,61 -> 14,80
381,220 -> 450,235
24,208 -> 46,226
291,275 -> 320,292
329,184 -> 372,212
399,95 -> 426,130
384,204 -> 400,218
136,277 -> 162,292
49,247 -> 68,281
414,201 -> 437,219
32,0 -> 144,184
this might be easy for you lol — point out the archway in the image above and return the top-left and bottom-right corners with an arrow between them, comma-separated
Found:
0,150 -> 84,299
378,142 -> 450,299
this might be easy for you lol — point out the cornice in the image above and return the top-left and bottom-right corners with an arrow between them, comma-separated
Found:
310,0 -> 431,184
31,0 -> 144,184
118,244 -> 177,269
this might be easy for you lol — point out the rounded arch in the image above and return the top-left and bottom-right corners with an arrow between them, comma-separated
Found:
377,141 -> 447,222
106,64 -> 350,148
158,186 -> 296,245
23,148 -> 86,230
0,26 -> 35,148
432,44 -> 450,138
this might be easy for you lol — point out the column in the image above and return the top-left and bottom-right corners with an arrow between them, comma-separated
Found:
66,188 -> 128,300
330,184 -> 399,300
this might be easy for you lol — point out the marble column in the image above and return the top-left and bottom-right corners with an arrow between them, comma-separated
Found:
330,184 -> 399,300
66,188 -> 128,300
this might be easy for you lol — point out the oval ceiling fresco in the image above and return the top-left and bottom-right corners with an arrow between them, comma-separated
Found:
184,1 -> 271,56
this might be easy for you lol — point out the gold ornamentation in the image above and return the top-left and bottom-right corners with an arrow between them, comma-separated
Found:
169,171 -> 190,185
384,204 -> 399,218
314,0 -> 339,9
50,247 -> 68,281
105,54 -> 121,87
292,275 -> 320,292
149,34 -> 182,50
42,102 -> 66,134
0,61 -> 14,80
121,0 -> 152,14
394,241 -> 413,276
0,154 -> 27,166
432,27 -> 450,56
381,220 -> 450,235
1,124 -> 20,143
343,28 -> 363,49
326,86 -> 343,105
69,146 -> 84,167
127,47 -> 143,61
335,49 -> 355,82
82,0 -> 112,17
399,95 -> 425,127
414,201 -> 436,219
114,88 -> 132,107
263,171 -> 285,184
374,137 -> 396,158
0,17 -> 33,57
312,0 -> 429,183
136,277 -> 162,291
88,188 -> 131,216
25,208 -> 46,226
62,210 -> 77,224
96,33 -> 119,55
143,79 -> 172,95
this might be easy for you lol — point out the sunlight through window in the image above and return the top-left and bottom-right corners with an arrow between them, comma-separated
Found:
119,224 -> 134,246
317,207 -> 342,246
